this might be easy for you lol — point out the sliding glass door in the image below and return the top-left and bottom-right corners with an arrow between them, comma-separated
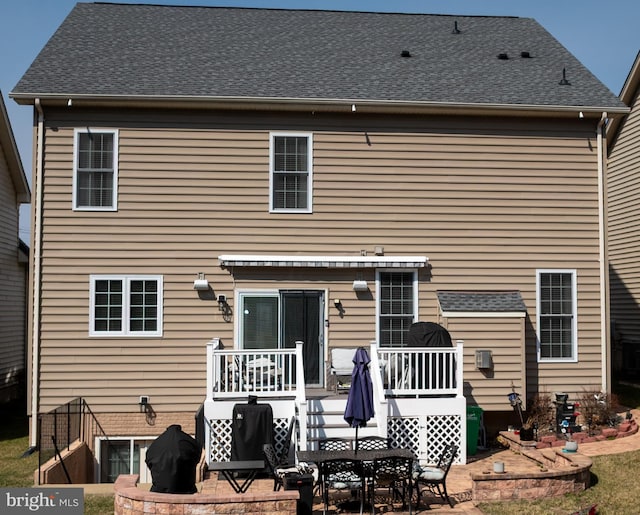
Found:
239,290 -> 324,386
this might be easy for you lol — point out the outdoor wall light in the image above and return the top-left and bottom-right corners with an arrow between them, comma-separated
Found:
334,298 -> 341,308
193,272 -> 209,290
217,294 -> 228,311
352,280 -> 368,291
139,395 -> 150,412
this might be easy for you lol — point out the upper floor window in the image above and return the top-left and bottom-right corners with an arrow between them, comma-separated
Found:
536,270 -> 577,361
90,275 -> 162,337
270,133 -> 312,212
74,129 -> 118,210
377,270 -> 418,347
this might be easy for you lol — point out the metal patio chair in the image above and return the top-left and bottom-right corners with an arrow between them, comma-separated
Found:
413,444 -> 458,508
368,455 -> 413,514
320,458 -> 366,515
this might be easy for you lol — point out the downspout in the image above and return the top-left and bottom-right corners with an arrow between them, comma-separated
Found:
596,112 -> 610,393
30,98 -> 44,447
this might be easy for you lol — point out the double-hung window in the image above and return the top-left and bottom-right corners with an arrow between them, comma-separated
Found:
90,275 -> 163,336
377,270 -> 418,347
536,270 -> 577,361
74,129 -> 118,210
270,133 -> 312,212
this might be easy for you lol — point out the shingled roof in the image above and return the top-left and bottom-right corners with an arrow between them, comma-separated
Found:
437,291 -> 527,314
12,3 -> 627,113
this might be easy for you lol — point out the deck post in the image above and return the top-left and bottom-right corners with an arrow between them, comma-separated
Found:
455,340 -> 464,397
206,338 -> 220,402
295,341 -> 308,450
369,340 -> 388,438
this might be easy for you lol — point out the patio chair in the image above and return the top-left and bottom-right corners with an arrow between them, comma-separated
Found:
330,348 -> 356,393
368,456 -> 413,515
413,444 -> 458,508
320,458 -> 366,515
356,436 -> 390,451
319,437 -> 353,451
263,443 -> 318,492
278,416 -> 296,465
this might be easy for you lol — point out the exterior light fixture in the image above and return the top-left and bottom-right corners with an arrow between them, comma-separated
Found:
139,395 -> 150,412
193,272 -> 209,290
352,280 -> 368,291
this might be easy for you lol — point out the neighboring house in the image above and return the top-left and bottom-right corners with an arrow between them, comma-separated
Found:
607,50 -> 640,380
11,4 -> 628,481
0,92 -> 31,403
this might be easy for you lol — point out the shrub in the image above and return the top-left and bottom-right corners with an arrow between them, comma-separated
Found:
577,389 -> 620,435
526,392 -> 556,437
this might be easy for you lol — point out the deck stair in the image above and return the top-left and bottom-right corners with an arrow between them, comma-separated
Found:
305,396 -> 381,449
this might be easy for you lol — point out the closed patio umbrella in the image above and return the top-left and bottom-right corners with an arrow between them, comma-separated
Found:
344,347 -> 375,453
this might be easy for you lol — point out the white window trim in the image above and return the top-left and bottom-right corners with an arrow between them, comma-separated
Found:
95,436 -> 155,483
536,269 -> 578,363
375,269 -> 419,346
73,128 -> 119,211
269,132 -> 313,213
90,275 -> 163,337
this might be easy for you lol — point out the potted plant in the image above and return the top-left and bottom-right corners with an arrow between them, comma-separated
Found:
519,417 -> 535,441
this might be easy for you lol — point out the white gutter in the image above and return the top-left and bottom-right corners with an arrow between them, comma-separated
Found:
30,98 -> 44,447
596,112 -> 610,393
10,92 -> 630,117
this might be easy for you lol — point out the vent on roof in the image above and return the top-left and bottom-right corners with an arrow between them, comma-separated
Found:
497,53 -> 509,60
559,67 -> 571,85
401,50 -> 411,58
520,51 -> 531,58
452,21 -> 461,34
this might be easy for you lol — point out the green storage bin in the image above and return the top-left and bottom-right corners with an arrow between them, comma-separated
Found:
466,406 -> 483,456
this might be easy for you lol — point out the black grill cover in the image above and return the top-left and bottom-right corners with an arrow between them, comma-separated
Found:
407,322 -> 454,389
408,322 -> 453,348
145,424 -> 201,494
231,401 -> 274,461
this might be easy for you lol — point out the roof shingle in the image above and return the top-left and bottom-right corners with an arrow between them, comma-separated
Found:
437,291 -> 527,313
12,3 -> 626,110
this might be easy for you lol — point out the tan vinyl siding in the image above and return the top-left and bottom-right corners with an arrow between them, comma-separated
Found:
609,86 -> 640,355
0,143 -> 26,399
441,317 -> 525,410
35,109 -> 604,413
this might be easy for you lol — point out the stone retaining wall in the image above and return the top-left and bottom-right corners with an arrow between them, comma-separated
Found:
114,475 -> 298,515
471,433 -> 593,502
472,465 -> 591,502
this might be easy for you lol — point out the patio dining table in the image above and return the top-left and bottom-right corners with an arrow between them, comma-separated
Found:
298,448 -> 415,513
297,447 -> 414,465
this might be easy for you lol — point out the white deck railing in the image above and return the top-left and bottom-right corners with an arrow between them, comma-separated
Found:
206,338 -> 305,401
207,338 -> 463,400
377,340 -> 464,397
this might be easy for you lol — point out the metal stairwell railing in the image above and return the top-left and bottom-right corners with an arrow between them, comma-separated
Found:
37,398 -> 111,484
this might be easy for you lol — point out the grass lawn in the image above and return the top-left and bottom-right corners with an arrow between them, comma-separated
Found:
0,398 -> 113,514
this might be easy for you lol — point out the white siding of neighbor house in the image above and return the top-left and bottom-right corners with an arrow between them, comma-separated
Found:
33,108 -> 604,414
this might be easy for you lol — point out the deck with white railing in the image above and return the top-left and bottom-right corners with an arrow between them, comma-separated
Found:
203,339 -> 467,465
